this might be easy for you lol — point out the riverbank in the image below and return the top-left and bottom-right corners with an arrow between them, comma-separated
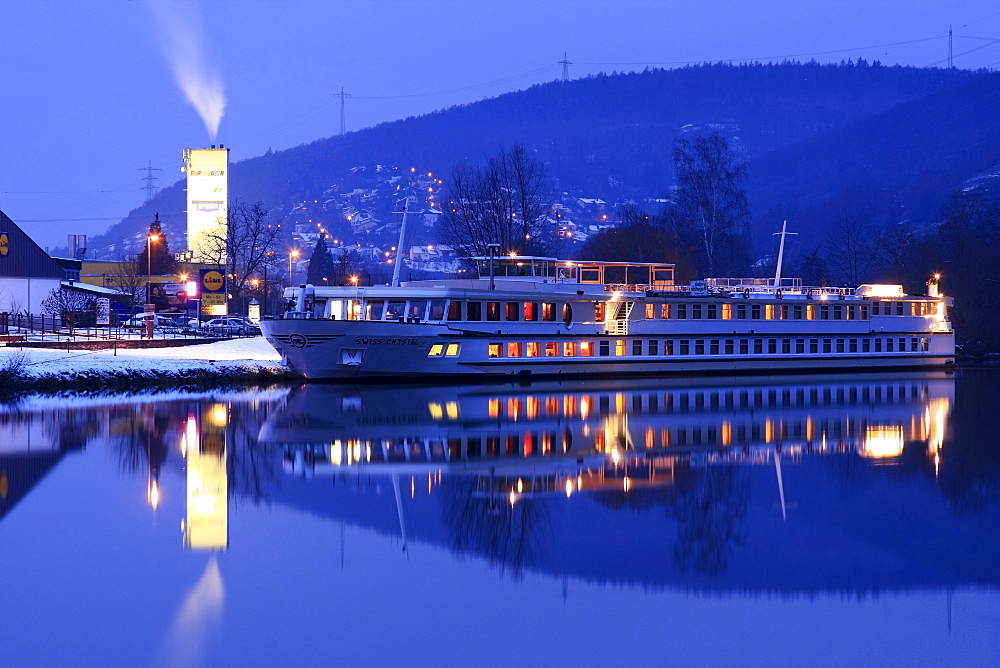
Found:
0,337 -> 297,397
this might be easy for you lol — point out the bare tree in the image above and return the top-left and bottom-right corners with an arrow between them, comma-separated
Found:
439,144 -> 553,256
671,133 -> 751,276
825,212 -> 879,286
201,199 -> 285,313
41,287 -> 97,327
112,258 -> 146,318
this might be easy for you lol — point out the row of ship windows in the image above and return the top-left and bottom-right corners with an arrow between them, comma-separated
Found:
342,298 -> 934,323
471,336 -> 931,358
635,301 -> 935,321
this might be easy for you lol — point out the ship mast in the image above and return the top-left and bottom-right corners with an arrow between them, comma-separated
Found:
773,220 -> 797,289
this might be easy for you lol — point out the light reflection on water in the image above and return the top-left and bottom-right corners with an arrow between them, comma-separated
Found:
2,370 -> 999,664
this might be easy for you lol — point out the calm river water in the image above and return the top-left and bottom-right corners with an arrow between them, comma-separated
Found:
2,368 -> 999,665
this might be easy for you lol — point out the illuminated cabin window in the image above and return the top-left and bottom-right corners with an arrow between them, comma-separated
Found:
580,341 -> 594,357
779,304 -> 788,320
562,304 -> 573,325
645,303 -> 656,319
508,342 -> 523,357
542,303 -> 556,321
488,398 -> 500,418
486,302 -> 501,321
447,300 -> 462,321
806,304 -> 816,320
366,299 -> 385,320
615,340 -> 627,356
488,343 -> 502,358
428,344 -> 444,356
563,342 -> 577,356
765,304 -> 775,319
523,301 -> 538,321
721,303 -> 732,320
505,302 -> 519,321
527,342 -> 541,357
665,340 -> 675,355
661,303 -> 671,319
545,342 -> 559,357
445,343 -> 461,356
594,302 -> 605,321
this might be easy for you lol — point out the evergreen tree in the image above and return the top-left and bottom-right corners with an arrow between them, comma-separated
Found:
306,236 -> 336,285
135,213 -> 177,275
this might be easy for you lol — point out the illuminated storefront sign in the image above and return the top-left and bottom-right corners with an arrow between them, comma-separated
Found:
184,147 -> 228,263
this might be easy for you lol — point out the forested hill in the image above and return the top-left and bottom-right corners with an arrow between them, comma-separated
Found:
97,61 -> 986,256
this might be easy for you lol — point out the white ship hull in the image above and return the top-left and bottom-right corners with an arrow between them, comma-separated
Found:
261,257 -> 956,380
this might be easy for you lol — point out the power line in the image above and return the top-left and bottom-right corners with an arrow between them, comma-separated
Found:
140,159 -> 162,202
335,87 -> 351,135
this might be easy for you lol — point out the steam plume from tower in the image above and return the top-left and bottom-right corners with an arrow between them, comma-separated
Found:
147,0 -> 226,140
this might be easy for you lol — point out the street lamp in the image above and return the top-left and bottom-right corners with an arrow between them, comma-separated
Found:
289,249 -> 300,287
145,233 -> 159,338
146,233 -> 160,303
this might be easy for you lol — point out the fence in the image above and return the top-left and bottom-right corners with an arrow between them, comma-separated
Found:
0,312 -> 254,342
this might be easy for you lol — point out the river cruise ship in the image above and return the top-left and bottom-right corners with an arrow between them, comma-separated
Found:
260,255 -> 955,379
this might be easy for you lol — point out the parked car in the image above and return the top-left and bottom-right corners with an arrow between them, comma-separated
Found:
122,314 -> 190,329
201,316 -> 261,336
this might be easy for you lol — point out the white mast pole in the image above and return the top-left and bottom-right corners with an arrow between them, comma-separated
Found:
772,220 -> 797,289
391,197 -> 413,287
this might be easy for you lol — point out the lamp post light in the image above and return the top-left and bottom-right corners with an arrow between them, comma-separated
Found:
289,249 -> 300,287
145,233 -> 159,338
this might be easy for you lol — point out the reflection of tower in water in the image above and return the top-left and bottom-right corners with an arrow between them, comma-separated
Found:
181,403 -> 229,551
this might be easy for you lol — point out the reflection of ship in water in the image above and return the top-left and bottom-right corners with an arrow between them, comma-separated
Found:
263,372 -> 954,497
254,371 -> 1000,594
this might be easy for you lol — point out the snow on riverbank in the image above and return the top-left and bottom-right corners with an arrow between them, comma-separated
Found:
0,337 -> 285,378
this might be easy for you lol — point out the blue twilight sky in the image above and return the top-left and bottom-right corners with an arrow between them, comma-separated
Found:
2,0 -> 1000,248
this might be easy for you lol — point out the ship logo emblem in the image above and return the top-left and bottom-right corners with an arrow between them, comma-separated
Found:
289,333 -> 307,348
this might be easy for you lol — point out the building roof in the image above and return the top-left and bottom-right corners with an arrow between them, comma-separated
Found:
0,210 -> 67,280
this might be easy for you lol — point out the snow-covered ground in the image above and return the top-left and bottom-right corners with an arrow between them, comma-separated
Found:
0,337 -> 285,378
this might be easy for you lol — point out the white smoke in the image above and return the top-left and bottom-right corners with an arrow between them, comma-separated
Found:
160,556 -> 225,667
147,0 -> 226,140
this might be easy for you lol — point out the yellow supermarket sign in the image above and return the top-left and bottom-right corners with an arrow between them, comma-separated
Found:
201,269 -> 225,293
